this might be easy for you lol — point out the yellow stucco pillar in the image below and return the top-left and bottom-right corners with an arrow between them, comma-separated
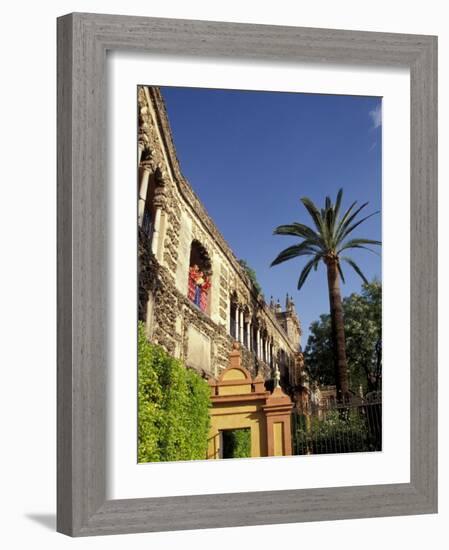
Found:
263,386 -> 294,457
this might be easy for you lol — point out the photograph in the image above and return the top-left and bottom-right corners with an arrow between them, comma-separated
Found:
0,1 -> 439,543
137,84 -> 382,462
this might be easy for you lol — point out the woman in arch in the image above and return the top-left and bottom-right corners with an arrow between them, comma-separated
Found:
188,240 -> 212,313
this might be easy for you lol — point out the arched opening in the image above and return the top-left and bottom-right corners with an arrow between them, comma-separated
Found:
139,151 -> 156,241
252,322 -> 259,358
279,349 -> 289,388
262,330 -> 269,363
141,180 -> 155,239
229,292 -> 238,339
187,240 -> 212,314
242,307 -> 251,349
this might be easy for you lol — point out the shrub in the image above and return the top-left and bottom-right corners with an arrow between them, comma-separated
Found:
238,259 -> 263,296
138,322 -> 211,463
137,325 -> 163,463
294,409 -> 376,455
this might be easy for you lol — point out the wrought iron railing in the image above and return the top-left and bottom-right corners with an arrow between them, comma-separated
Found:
292,392 -> 382,455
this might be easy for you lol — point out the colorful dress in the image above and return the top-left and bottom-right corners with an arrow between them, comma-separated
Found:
187,266 -> 211,312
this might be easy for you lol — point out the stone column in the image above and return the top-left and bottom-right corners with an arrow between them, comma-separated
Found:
239,309 -> 244,343
138,142 -> 145,164
257,329 -> 261,360
234,306 -> 240,341
138,162 -> 152,227
247,320 -> 251,351
151,207 -> 161,256
227,298 -> 232,336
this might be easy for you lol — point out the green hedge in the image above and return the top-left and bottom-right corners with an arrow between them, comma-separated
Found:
138,322 -> 211,463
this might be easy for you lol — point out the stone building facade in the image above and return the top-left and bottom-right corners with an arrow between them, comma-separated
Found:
138,85 -> 306,399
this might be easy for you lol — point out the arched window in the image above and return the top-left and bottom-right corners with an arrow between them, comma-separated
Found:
140,151 -> 156,240
242,307 -> 250,349
252,323 -> 258,356
142,195 -> 154,238
230,302 -> 237,339
279,349 -> 289,388
229,292 -> 239,339
187,240 -> 212,314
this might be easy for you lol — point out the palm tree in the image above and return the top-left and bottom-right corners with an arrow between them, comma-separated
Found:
271,189 -> 380,401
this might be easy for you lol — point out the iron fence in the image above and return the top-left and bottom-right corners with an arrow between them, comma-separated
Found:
292,392 -> 382,455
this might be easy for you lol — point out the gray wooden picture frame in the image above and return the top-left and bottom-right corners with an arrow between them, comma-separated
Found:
57,12 -> 438,537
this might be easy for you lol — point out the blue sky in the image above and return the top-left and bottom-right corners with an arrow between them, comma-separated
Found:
160,86 -> 382,347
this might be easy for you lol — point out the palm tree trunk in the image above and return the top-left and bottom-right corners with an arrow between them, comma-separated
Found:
325,258 -> 349,402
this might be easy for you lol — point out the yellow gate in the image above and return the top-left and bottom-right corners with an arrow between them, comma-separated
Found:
207,344 -> 293,459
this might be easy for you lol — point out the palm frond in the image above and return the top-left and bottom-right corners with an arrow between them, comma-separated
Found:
339,244 -> 380,256
338,238 -> 381,255
341,256 -> 369,284
297,257 -> 321,290
324,207 -> 336,247
300,197 -> 324,234
339,210 -> 380,241
337,262 -> 346,283
334,188 -> 343,220
270,241 -> 319,267
335,199 -> 358,234
335,201 -> 368,242
273,223 -> 322,246
271,188 -> 381,294
341,238 -> 381,247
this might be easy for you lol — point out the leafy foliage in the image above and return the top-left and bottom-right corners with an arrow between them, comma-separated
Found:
138,322 -> 211,463
294,408 -> 380,454
222,428 -> 252,459
270,188 -> 380,289
138,324 -> 163,463
238,259 -> 263,295
305,281 -> 382,393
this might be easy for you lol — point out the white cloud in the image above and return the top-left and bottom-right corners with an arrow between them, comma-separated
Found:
369,104 -> 382,129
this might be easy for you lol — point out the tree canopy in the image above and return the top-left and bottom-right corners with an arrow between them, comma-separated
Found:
270,189 -> 380,290
304,281 -> 382,394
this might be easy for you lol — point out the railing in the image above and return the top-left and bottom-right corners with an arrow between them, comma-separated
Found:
292,392 -> 382,455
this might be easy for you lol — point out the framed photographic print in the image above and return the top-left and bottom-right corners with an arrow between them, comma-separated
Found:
57,13 -> 437,536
